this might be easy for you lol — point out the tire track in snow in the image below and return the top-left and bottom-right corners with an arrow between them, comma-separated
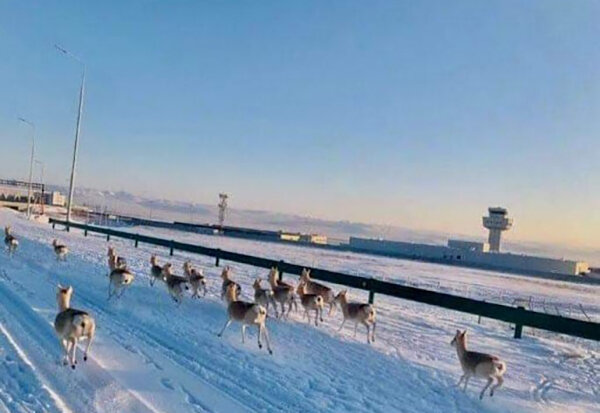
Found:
0,270 -> 158,413
9,248 -> 258,413
530,377 -> 553,404
0,321 -> 70,413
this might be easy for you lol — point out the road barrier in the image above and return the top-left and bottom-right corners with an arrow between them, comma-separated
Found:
49,218 -> 600,342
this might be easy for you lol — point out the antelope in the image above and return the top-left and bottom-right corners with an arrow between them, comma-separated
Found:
184,261 -> 207,298
149,255 -> 164,286
183,260 -> 193,277
218,283 -> 273,355
52,239 -> 68,261
267,267 -> 297,319
299,268 -> 335,315
108,255 -> 135,300
162,263 -> 190,304
252,279 -> 275,312
54,285 -> 96,369
4,226 -> 18,256
450,330 -> 506,399
334,290 -> 376,344
220,266 -> 241,301
107,246 -> 126,268
297,281 -> 324,326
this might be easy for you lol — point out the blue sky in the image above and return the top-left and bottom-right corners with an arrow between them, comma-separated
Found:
1,1 -> 599,247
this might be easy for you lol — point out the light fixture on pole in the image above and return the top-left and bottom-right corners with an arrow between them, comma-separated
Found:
17,117 -> 35,219
55,44 -> 85,223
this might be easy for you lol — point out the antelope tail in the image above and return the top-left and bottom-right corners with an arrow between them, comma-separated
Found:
494,361 -> 506,375
73,314 -> 87,329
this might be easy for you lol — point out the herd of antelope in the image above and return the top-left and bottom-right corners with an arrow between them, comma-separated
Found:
3,225 -> 507,399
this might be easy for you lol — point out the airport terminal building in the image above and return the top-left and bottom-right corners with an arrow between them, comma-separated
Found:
349,208 -> 590,277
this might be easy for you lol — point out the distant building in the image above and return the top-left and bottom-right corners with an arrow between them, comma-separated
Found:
348,207 -> 589,277
482,207 -> 513,251
280,232 -> 328,244
280,232 -> 301,242
299,234 -> 328,245
0,179 -> 46,210
447,239 -> 489,253
43,191 -> 66,207
349,237 -> 589,276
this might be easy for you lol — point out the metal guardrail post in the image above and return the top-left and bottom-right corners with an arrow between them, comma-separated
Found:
169,240 -> 174,256
514,306 -> 525,339
84,229 -> 88,237
52,222 -> 55,229
478,300 -> 485,324
106,234 -> 110,241
134,235 -> 139,248
215,249 -> 221,267
367,277 -> 375,304
278,260 -> 284,282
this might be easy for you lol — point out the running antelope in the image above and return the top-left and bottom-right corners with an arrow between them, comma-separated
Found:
299,268 -> 335,315
149,255 -> 164,286
162,263 -> 190,304
267,267 -> 297,319
183,260 -> 194,277
220,266 -> 241,301
52,239 -> 68,261
297,281 -> 324,326
183,261 -> 207,298
108,255 -> 135,300
107,246 -> 126,268
218,283 -> 273,355
252,279 -> 275,312
4,226 -> 18,256
450,330 -> 506,399
54,285 -> 96,369
334,290 -> 376,344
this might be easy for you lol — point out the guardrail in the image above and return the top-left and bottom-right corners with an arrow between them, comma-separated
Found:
49,218 -> 600,342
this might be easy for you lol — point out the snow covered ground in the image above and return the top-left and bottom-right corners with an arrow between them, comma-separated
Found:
0,208 -> 598,412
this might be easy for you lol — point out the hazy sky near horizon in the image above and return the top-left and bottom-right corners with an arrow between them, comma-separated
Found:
0,1 -> 599,248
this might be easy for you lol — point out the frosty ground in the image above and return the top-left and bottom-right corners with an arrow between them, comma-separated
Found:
0,209 -> 598,412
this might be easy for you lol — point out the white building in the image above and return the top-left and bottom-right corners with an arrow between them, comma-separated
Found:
348,207 -> 589,277
349,237 -> 588,276
43,191 -> 66,207
447,239 -> 489,253
482,207 -> 513,251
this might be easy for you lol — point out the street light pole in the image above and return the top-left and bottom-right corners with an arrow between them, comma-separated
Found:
18,117 -> 35,219
35,160 -> 45,187
35,160 -> 45,215
55,44 -> 85,223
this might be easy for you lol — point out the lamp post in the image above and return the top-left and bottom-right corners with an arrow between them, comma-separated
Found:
55,44 -> 85,223
34,160 -> 45,187
17,117 -> 35,219
35,160 -> 45,214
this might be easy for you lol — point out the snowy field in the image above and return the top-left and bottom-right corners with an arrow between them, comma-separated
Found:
0,208 -> 598,413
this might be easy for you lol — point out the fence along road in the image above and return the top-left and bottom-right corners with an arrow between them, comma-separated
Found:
50,218 -> 600,342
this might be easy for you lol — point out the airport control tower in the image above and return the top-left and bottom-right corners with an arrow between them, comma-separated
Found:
482,207 -> 513,252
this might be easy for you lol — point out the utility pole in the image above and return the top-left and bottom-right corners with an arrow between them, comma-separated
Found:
17,117 -> 35,219
35,160 -> 45,215
55,44 -> 85,222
